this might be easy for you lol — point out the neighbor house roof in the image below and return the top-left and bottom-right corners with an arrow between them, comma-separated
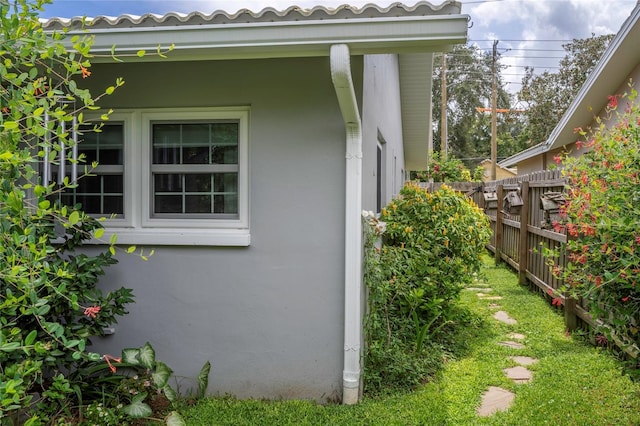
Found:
42,1 -> 469,171
500,2 -> 640,168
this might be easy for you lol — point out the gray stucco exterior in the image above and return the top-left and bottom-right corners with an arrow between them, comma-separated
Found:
84,56 -> 367,400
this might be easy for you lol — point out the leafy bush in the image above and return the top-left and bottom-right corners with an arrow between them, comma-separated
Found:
413,153 -> 483,182
548,84 -> 640,368
363,183 -> 491,392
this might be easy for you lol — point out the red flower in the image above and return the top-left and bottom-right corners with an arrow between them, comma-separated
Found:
575,140 -> 583,149
552,297 -> 562,306
614,162 -> 624,170
103,354 -> 122,373
553,155 -> 562,165
80,65 -> 91,78
595,276 -> 602,287
83,306 -> 101,318
622,296 -> 630,303
607,95 -> 618,109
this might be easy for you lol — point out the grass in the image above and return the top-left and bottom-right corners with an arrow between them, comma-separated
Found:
180,256 -> 640,425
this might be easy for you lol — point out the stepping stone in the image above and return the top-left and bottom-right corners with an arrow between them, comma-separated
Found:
466,287 -> 493,292
497,341 -> 525,349
509,356 -> 538,366
494,311 -> 517,325
488,303 -> 501,309
507,333 -> 525,340
503,366 -> 533,383
478,295 -> 503,300
477,386 -> 515,417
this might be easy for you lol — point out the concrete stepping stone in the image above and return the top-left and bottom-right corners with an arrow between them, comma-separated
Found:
493,311 -> 517,325
478,295 -> 503,300
507,332 -> 525,340
503,366 -> 533,383
497,341 -> 525,349
509,356 -> 538,366
466,287 -> 493,292
477,386 -> 515,417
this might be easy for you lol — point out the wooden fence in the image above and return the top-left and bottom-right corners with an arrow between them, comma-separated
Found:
421,173 -> 638,358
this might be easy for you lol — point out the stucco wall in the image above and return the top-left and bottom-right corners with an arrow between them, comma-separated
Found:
361,54 -> 406,212
80,56 -> 364,400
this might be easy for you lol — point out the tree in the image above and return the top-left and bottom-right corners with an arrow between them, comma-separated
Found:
433,44 -> 527,169
518,34 -> 614,145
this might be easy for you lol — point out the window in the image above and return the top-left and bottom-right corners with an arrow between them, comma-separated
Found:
59,122 -> 125,216
57,107 -> 250,246
151,121 -> 239,218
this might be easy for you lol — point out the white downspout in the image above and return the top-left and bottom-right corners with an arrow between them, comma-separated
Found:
330,44 -> 362,405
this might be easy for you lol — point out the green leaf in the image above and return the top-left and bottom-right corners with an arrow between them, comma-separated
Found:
139,342 -> 156,369
126,245 -> 136,254
1,342 -> 21,352
136,49 -> 146,57
162,384 -> 178,403
165,411 -> 186,426
152,361 -> 172,388
68,210 -> 80,225
24,330 -> 37,346
122,347 -> 141,365
109,233 -> 117,245
197,360 -> 211,399
3,121 -> 18,130
105,86 -> 115,95
94,228 -> 104,239
123,393 -> 152,418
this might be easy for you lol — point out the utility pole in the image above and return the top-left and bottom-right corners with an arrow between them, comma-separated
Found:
440,53 -> 447,160
490,40 -> 498,181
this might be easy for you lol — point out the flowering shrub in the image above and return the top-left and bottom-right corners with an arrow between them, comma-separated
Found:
549,84 -> 640,362
363,183 -> 491,392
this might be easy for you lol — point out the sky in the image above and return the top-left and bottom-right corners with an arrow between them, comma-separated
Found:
39,0 -> 638,93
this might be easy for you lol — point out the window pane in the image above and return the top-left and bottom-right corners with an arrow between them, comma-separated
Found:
186,195 -> 211,213
77,175 -> 100,193
214,194 -> 237,214
182,124 -> 210,146
183,146 -> 209,164
212,146 -> 238,164
103,196 -> 124,215
155,174 -> 182,192
153,124 -> 181,164
103,175 -> 123,193
185,174 -> 211,192
75,195 -> 101,214
155,195 -> 183,213
80,123 -> 124,165
213,173 -> 237,193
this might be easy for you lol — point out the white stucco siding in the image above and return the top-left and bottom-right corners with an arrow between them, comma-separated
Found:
361,54 -> 406,212
80,56 -> 363,400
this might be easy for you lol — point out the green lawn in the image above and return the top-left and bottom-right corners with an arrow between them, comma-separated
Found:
181,257 -> 640,425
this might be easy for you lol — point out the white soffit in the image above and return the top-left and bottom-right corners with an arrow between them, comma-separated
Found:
399,53 -> 434,171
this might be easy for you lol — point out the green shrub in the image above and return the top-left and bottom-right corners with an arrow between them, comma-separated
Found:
548,83 -> 640,371
413,153 -> 482,182
363,183 -> 491,392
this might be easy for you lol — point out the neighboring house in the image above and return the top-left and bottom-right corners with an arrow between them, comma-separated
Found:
479,159 -> 517,181
43,2 -> 468,403
500,2 -> 640,175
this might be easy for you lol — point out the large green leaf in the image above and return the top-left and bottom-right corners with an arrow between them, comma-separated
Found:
197,360 -> 211,399
152,361 -> 172,388
163,384 -> 178,403
165,411 -> 186,426
122,347 -> 141,365
123,393 -> 152,418
140,342 -> 156,369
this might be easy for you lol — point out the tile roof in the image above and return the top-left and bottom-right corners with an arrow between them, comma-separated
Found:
42,1 -> 462,29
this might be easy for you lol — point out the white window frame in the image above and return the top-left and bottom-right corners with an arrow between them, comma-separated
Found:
84,107 -> 250,246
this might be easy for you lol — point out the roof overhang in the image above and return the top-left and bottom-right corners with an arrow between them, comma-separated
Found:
53,14 -> 468,62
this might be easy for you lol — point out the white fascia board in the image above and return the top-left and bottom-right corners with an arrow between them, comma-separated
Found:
72,15 -> 469,61
545,3 -> 640,151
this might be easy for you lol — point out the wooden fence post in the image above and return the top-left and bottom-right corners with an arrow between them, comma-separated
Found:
517,181 -> 530,286
495,184 -> 504,264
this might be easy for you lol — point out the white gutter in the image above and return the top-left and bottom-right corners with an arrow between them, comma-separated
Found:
330,43 -> 362,405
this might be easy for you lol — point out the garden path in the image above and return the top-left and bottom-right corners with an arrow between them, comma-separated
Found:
466,284 -> 539,417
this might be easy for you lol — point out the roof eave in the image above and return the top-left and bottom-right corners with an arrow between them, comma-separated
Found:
73,15 -> 468,62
